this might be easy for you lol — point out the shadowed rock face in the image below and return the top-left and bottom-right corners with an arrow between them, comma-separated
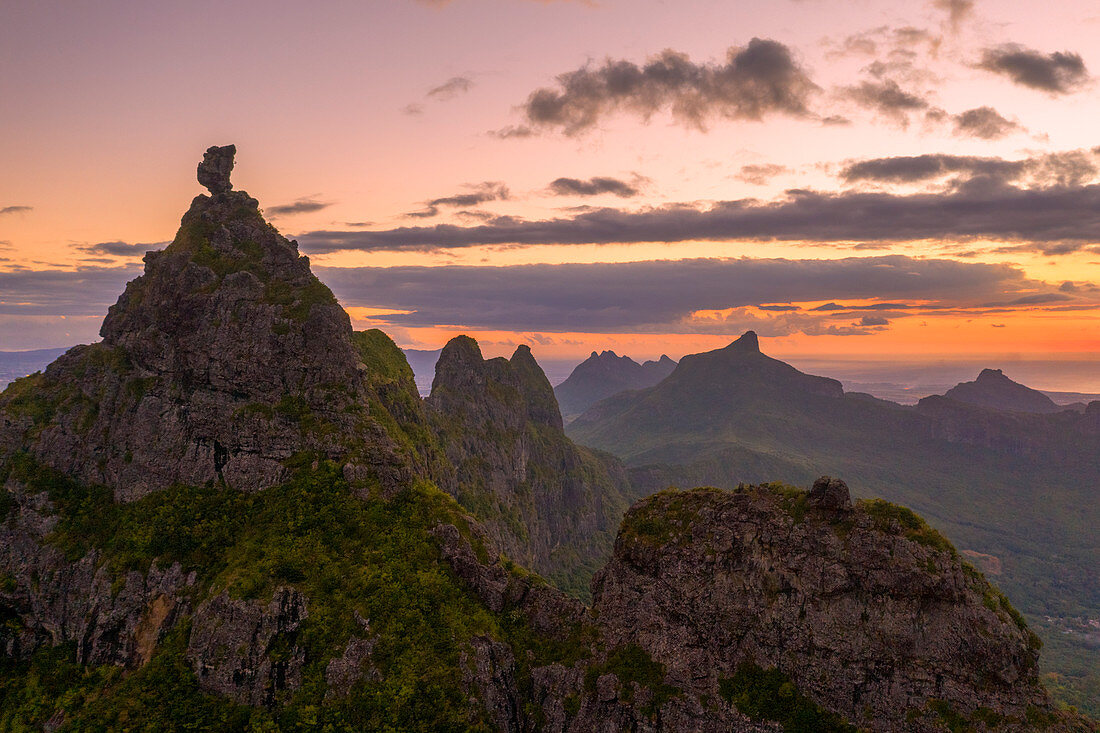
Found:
0,147 -> 410,499
427,335 -> 636,594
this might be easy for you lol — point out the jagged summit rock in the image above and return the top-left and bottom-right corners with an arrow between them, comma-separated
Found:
943,367 -> 1061,414
0,146 -> 412,499
554,348 -> 676,417
197,144 -> 236,194
808,475 -> 852,512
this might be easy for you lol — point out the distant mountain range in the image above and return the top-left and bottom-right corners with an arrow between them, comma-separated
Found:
566,331 -> 1100,714
554,350 -> 676,418
0,348 -> 70,389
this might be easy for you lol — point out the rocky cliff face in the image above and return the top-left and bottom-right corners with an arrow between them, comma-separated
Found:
432,479 -> 1088,732
427,336 -> 636,596
0,146 -> 415,500
592,481 -> 1055,731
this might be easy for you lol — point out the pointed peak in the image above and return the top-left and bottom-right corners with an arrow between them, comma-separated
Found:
727,331 -> 760,353
589,351 -> 599,359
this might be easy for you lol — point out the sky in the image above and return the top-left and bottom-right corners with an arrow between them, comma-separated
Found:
3,0 -> 1100,373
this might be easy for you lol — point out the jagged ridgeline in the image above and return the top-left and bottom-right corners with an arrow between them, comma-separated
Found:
0,147 -> 1092,731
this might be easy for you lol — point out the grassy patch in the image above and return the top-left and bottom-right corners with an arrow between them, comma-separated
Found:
718,662 -> 855,733
584,644 -> 680,717
857,498 -> 956,554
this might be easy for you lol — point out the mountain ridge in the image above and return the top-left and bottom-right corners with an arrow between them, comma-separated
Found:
554,348 -> 676,418
0,148 -> 1092,730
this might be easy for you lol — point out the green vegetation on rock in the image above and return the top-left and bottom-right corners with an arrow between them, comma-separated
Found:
718,662 -> 855,733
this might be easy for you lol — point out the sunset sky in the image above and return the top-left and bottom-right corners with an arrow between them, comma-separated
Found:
3,0 -> 1100,367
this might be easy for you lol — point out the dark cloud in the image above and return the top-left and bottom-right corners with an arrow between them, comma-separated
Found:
841,154 -> 1022,184
978,44 -> 1090,94
0,206 -> 33,216
952,106 -> 1021,139
520,38 -> 818,134
736,164 -> 790,185
76,241 -> 165,258
0,265 -> 139,316
549,176 -> 640,197
427,76 -> 473,100
406,182 -> 510,219
314,255 -> 1053,333
840,79 -> 930,126
840,150 -> 1098,188
858,315 -> 890,326
299,175 -> 1100,256
266,198 -> 333,217
402,103 -> 425,116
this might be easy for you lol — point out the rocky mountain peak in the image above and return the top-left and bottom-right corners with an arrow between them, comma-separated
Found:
429,336 -> 562,431
1,146 -> 403,498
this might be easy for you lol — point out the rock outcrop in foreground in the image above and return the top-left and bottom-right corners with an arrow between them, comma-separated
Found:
0,147 -> 1092,731
588,482 -> 1063,731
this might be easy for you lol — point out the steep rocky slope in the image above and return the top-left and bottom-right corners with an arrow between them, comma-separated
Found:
0,148 -> 1092,731
943,368 -> 1064,414
555,350 -> 676,419
427,336 -> 636,596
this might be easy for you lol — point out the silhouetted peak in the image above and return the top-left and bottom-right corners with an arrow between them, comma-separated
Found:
510,343 -> 537,366
197,144 -> 236,195
726,331 -> 760,353
943,367 -> 1059,414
